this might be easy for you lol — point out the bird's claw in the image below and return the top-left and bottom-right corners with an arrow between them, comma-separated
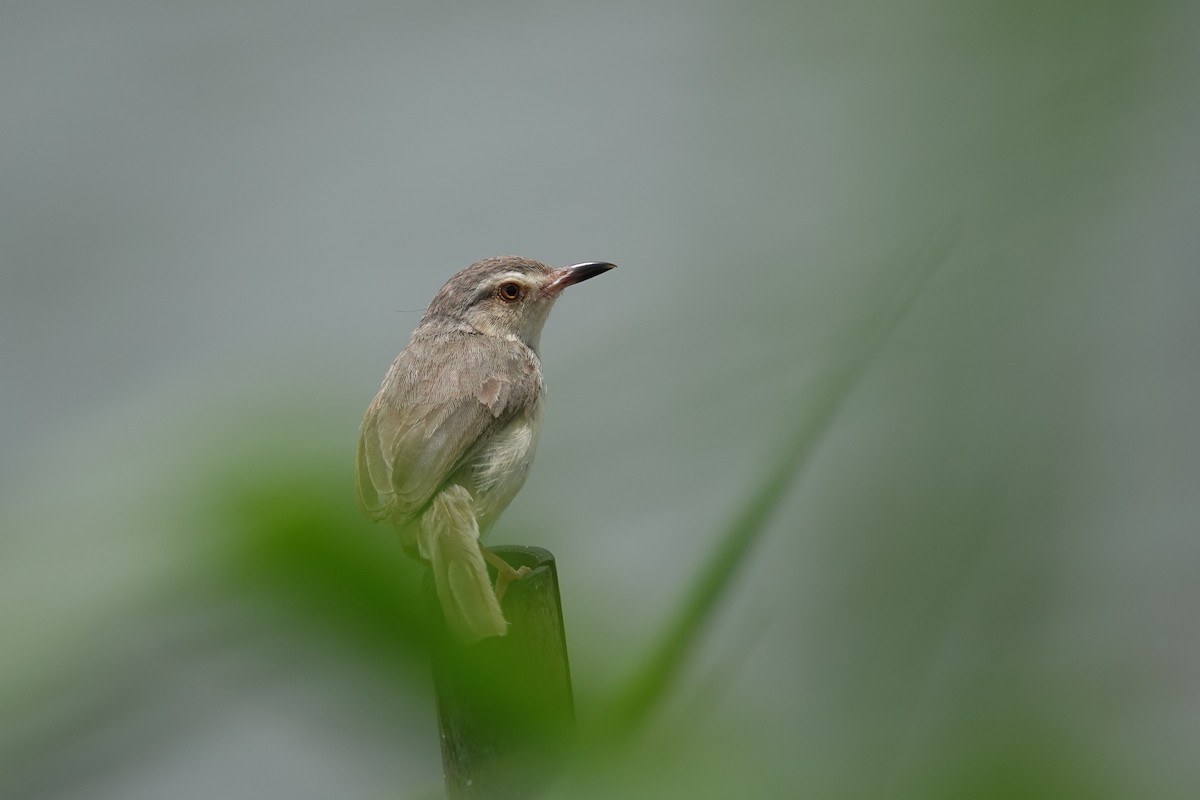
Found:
480,546 -> 533,602
494,564 -> 532,602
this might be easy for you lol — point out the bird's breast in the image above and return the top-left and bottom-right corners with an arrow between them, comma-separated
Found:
469,397 -> 544,535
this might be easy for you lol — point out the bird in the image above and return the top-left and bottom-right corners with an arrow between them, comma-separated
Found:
356,256 -> 616,642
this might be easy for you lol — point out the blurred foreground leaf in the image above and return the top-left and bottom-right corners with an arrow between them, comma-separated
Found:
611,228 -> 959,732
214,464 -> 430,668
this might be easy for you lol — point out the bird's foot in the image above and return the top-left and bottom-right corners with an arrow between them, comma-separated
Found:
494,565 -> 532,602
481,547 -> 532,602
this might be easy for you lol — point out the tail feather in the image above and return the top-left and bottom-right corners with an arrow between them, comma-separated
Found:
421,484 -> 507,642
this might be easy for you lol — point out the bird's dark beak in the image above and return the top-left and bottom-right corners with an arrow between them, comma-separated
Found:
543,261 -> 617,296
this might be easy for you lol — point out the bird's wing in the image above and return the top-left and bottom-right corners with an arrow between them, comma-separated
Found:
356,333 -> 540,527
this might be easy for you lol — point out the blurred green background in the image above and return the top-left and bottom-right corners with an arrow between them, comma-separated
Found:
3,1 -> 1198,797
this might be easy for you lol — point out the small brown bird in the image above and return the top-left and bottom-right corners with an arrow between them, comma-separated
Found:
356,256 -> 615,641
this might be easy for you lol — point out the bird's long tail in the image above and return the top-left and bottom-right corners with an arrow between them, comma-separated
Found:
418,484 -> 508,642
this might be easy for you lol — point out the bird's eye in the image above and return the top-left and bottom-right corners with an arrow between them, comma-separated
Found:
497,282 -> 523,302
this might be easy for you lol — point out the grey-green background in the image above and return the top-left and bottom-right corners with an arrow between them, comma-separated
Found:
3,1 -> 1198,798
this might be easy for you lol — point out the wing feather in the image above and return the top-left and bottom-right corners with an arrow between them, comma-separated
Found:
355,332 -> 541,527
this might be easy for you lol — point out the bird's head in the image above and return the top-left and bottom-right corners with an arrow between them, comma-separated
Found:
420,256 -> 616,351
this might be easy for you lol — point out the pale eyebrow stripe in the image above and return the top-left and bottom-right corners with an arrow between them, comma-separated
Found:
477,271 -> 532,291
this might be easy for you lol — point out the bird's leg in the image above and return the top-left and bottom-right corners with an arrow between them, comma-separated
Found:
481,546 -> 532,602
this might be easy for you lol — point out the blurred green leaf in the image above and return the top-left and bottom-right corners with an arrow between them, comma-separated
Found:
611,228 -> 960,732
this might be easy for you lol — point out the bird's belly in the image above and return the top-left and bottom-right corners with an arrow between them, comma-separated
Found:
469,409 -> 543,535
